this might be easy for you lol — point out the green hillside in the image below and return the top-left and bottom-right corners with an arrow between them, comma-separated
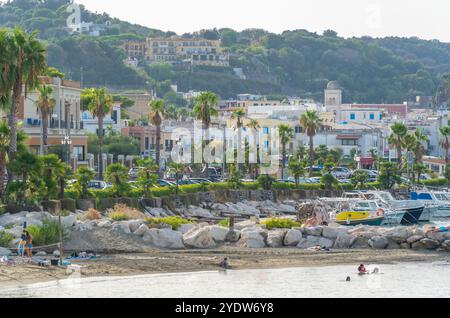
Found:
1,0 -> 449,102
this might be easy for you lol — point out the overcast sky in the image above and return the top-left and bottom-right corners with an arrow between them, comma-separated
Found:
2,0 -> 450,42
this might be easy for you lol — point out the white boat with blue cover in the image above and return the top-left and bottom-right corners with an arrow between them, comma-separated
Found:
410,191 -> 450,218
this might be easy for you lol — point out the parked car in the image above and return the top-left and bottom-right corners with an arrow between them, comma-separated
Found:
87,180 -> 109,190
308,177 -> 322,184
128,167 -> 140,179
157,179 -> 176,187
332,167 -> 352,179
189,178 -> 213,184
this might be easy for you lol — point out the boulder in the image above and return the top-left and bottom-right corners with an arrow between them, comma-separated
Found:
61,215 -> 77,228
178,223 -> 196,234
209,226 -> 229,243
368,236 -> 389,249
267,230 -> 287,248
183,227 -> 217,249
351,236 -> 370,249
238,230 -> 266,248
225,230 -> 241,242
112,222 -> 131,235
400,243 -> 411,249
441,240 -> 450,252
283,229 -> 303,247
234,220 -> 257,231
426,232 -> 450,243
133,224 -> 149,236
406,235 -> 424,244
5,226 -> 23,238
386,239 -> 400,250
322,227 -> 347,240
412,238 -> 440,250
383,227 -> 413,243
143,228 -> 184,249
128,220 -> 145,233
0,247 -> 12,256
304,227 -> 323,237
334,234 -> 356,249
97,220 -> 112,228
35,251 -> 47,256
297,236 -> 334,249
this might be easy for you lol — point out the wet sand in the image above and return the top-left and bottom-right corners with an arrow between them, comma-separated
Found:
0,247 -> 447,287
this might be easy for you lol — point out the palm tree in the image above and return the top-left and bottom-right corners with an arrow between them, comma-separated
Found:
149,99 -> 165,173
82,88 -> 113,180
288,159 -> 304,186
440,126 -> 450,165
300,110 -> 322,177
0,121 -> 10,196
246,119 -> 260,178
40,154 -> 67,201
231,108 -> 246,172
388,123 -> 408,174
36,85 -> 56,155
5,28 -> 47,160
193,92 -> 218,175
169,162 -> 185,195
165,104 -> 179,121
278,124 -> 294,179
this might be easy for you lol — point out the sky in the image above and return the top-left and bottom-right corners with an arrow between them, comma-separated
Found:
70,0 -> 450,42
1,0 -> 449,42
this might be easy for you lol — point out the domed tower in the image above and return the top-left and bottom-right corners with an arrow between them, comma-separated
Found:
324,81 -> 342,107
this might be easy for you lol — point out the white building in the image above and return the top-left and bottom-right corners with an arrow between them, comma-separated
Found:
81,105 -> 122,135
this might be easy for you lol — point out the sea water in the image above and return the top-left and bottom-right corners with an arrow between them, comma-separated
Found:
1,262 -> 450,298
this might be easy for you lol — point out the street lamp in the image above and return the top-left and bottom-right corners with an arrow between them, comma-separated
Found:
61,135 -> 72,164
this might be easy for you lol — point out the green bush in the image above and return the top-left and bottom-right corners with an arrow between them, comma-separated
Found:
179,184 -> 205,194
261,218 -> 301,230
207,182 -> 230,191
146,216 -> 193,230
109,212 -> 131,221
64,188 -> 79,200
0,231 -> 14,247
218,219 -> 230,227
151,186 -> 175,197
242,182 -> 260,190
28,220 -> 67,246
420,178 -> 449,187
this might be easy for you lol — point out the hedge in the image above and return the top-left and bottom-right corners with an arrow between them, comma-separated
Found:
420,178 -> 449,187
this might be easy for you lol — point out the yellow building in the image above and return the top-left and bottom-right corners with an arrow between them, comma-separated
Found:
123,41 -> 147,59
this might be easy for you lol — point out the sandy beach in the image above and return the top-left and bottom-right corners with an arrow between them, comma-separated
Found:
0,247 -> 447,288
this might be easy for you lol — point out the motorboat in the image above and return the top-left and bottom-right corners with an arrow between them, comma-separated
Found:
410,191 -> 450,218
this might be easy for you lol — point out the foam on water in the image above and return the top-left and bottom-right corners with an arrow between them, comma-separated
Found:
1,262 -> 450,298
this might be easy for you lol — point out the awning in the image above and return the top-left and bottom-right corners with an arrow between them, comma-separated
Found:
336,135 -> 362,140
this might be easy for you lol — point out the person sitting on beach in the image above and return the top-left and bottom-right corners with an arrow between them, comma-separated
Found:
219,258 -> 230,269
358,264 -> 367,274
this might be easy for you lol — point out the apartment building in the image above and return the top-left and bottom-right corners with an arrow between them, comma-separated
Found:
123,40 -> 147,59
19,76 -> 88,164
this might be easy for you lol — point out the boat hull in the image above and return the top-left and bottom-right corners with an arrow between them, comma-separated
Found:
401,207 -> 424,225
335,216 -> 384,227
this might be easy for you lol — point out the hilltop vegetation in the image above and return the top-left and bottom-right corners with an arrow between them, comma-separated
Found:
1,0 -> 450,101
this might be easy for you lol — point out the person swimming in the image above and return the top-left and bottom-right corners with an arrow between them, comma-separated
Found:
346,276 -> 351,282
358,264 -> 368,274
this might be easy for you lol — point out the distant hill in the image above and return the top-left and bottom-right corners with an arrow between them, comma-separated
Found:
1,0 -> 449,103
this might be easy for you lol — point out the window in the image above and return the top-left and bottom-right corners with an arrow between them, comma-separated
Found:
379,114 -> 383,120
264,140 -> 270,149
370,113 -> 375,120
73,146 -> 85,161
350,113 -> 356,120
341,139 -> 357,146
263,127 -> 269,134
295,126 -> 302,134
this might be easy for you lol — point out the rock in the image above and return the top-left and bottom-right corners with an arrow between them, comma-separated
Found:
383,227 -> 413,243
61,215 -> 77,228
400,243 -> 411,249
356,231 -> 379,240
267,230 -> 287,248
386,239 -> 400,250
128,220 -> 145,233
426,232 -> 450,243
133,224 -> 149,236
112,222 -> 131,235
183,227 -> 217,249
406,235 -> 424,244
234,220 -> 257,231
74,221 -> 96,232
412,238 -> 440,250
322,227 -> 347,240
283,229 -> 303,246
225,230 -> 241,242
178,223 -> 196,234
297,236 -> 334,249
186,206 -> 213,218
208,226 -> 229,243
238,230 -> 266,248
441,240 -> 450,251
35,251 -> 47,256
5,226 -> 24,238
351,236 -> 370,249
304,227 -> 323,237
334,234 -> 356,249
368,236 -> 389,249
143,228 -> 184,249
53,250 -> 60,257
97,220 -> 112,228
0,247 -> 12,256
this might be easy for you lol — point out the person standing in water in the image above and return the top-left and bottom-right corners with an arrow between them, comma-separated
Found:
358,264 -> 367,274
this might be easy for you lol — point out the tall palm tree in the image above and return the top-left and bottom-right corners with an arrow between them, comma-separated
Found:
231,108 -> 246,172
388,123 -> 408,174
193,92 -> 218,174
300,110 -> 322,177
413,128 -> 428,164
278,124 -> 294,180
36,84 -> 56,155
246,119 -> 260,178
440,126 -> 450,165
149,99 -> 165,173
82,87 -> 113,180
5,28 -> 47,160
0,121 -> 10,196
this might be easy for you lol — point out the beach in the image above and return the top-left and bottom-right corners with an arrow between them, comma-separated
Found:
0,247 -> 447,288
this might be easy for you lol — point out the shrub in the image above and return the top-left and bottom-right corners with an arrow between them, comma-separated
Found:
151,186 -> 175,198
107,204 -> 144,221
272,182 -> 295,190
420,178 -> 449,187
207,182 -> 230,191
242,182 -> 260,190
218,219 -> 229,227
0,231 -> 14,247
261,218 -> 301,230
179,184 -> 204,194
81,208 -> 102,221
28,220 -> 67,246
146,216 -> 193,230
